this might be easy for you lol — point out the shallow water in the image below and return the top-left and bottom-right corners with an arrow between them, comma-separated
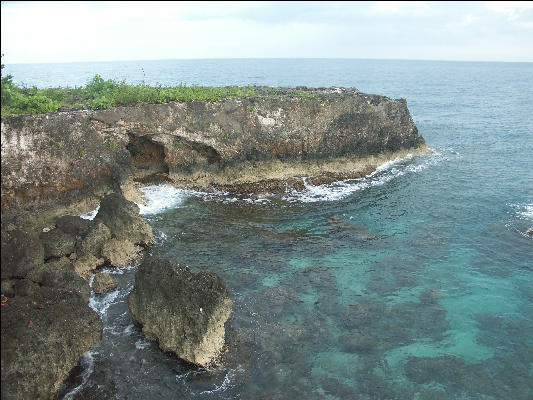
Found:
24,58 -> 530,399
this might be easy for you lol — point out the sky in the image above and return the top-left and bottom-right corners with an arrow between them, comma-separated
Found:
1,1 -> 533,64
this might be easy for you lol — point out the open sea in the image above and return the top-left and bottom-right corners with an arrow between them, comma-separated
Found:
6,59 -> 532,399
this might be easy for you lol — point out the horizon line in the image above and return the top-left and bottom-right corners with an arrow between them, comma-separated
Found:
4,56 -> 533,66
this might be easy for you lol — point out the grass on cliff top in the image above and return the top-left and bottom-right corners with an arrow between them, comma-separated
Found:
1,72 -> 259,116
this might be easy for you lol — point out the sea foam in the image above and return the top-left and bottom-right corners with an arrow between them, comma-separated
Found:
138,184 -> 190,215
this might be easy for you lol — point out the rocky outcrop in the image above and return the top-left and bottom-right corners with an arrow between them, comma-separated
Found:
0,257 -> 102,400
1,87 -> 426,227
94,192 -> 154,245
92,272 -> 117,294
1,87 -> 424,396
0,191 -> 152,399
128,256 -> 233,368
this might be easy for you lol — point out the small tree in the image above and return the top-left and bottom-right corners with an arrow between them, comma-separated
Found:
1,53 -> 15,105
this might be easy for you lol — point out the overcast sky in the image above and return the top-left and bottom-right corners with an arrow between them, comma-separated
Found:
1,1 -> 533,64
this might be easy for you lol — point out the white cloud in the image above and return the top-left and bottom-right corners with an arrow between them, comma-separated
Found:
486,1 -> 533,20
463,14 -> 474,25
375,1 -> 429,13
1,1 -> 532,63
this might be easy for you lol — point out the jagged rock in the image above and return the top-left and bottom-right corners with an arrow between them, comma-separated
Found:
1,229 -> 45,280
79,221 -> 111,257
40,228 -> 76,259
73,254 -> 104,280
128,256 -> 232,368
94,192 -> 154,246
1,285 -> 102,400
92,273 -> 117,294
101,238 -> 142,267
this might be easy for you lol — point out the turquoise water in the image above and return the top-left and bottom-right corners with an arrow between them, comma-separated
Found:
20,59 -> 531,399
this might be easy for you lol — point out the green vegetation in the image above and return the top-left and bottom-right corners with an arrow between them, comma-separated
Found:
1,66 -> 258,116
172,137 -> 181,150
108,138 -> 118,152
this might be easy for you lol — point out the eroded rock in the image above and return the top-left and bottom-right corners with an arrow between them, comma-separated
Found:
1,287 -> 102,400
101,238 -> 142,267
128,256 -> 232,368
94,192 -> 154,246
55,215 -> 93,237
79,221 -> 111,257
92,272 -> 117,294
26,257 -> 91,303
1,229 -> 44,280
40,228 -> 76,260
73,254 -> 104,280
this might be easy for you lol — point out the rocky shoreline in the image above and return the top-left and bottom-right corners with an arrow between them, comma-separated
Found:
1,87 -> 426,399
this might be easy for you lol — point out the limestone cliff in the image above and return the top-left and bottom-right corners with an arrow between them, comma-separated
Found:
1,87 -> 426,227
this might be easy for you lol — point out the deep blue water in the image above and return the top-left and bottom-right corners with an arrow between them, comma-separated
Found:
10,59 -> 532,399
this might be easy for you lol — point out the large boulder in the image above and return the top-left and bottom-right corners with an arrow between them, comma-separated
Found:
0,285 -> 102,400
128,256 -> 232,368
94,192 -> 153,246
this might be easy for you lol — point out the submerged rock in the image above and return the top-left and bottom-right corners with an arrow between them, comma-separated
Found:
128,256 -> 232,368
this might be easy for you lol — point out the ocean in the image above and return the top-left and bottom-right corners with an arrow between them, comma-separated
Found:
7,59 -> 532,399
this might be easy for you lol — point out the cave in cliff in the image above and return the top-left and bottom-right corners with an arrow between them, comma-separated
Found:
126,135 -> 170,184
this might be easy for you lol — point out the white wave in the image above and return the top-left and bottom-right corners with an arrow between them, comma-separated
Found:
243,197 -> 271,204
80,205 -> 99,220
99,263 -> 137,275
198,367 -> 243,395
519,204 -> 533,220
135,339 -> 151,350
89,287 -> 120,317
60,349 -> 97,399
505,203 -> 533,238
138,184 -> 191,215
369,153 -> 413,177
280,151 -> 441,203
509,203 -> 533,221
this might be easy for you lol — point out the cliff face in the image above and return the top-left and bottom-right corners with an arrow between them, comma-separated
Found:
1,87 -> 426,225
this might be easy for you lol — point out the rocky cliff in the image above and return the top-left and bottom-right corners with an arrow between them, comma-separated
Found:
1,86 -> 426,228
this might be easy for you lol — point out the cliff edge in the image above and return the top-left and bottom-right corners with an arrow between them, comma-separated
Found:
1,86 -> 426,227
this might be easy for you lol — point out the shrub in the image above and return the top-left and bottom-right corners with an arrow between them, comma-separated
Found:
1,70 -> 259,116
